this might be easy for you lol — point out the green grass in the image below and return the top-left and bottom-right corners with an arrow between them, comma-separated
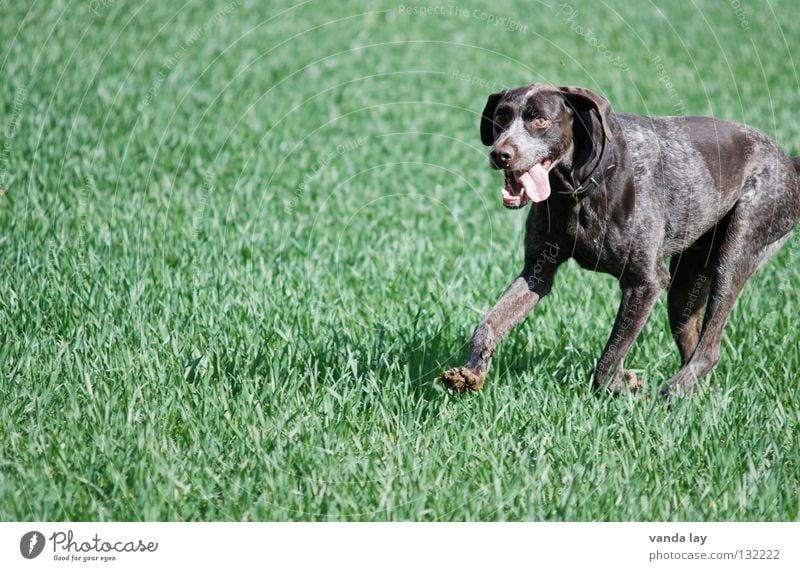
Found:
1,0 -> 799,521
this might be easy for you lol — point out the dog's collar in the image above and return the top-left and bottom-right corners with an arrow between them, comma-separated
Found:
554,109 -> 615,198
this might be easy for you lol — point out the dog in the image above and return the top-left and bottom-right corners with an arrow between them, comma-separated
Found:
441,84 -> 800,397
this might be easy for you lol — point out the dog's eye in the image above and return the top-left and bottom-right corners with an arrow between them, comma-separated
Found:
531,117 -> 549,128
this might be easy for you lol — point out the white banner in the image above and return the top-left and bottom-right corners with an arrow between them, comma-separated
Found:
1,522 -> 797,570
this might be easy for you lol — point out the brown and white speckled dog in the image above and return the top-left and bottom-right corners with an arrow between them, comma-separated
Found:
442,84 -> 800,397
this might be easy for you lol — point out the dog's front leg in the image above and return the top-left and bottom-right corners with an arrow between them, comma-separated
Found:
442,264 -> 556,391
593,278 -> 666,393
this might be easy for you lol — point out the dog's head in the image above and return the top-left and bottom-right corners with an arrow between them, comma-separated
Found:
480,84 -> 613,208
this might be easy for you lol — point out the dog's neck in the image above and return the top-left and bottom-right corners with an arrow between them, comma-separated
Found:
550,110 -> 611,198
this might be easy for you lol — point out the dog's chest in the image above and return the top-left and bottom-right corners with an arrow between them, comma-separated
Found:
564,200 -> 631,276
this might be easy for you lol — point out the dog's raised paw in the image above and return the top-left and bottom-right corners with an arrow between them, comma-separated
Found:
441,367 -> 486,391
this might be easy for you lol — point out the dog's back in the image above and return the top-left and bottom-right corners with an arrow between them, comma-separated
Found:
610,112 -> 800,257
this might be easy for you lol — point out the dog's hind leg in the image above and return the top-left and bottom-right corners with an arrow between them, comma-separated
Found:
667,238 -> 717,364
661,168 -> 800,397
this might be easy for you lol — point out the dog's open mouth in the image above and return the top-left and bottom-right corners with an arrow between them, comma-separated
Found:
502,159 -> 552,208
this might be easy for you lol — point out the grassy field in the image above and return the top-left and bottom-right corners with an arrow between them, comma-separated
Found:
1,0 -> 799,521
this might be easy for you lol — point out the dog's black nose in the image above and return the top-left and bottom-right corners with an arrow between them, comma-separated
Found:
490,145 -> 514,168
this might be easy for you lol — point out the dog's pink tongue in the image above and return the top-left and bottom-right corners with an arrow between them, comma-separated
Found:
518,163 -> 551,202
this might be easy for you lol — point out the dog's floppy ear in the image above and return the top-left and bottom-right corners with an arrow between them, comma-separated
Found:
558,85 -> 613,142
480,90 -> 506,146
